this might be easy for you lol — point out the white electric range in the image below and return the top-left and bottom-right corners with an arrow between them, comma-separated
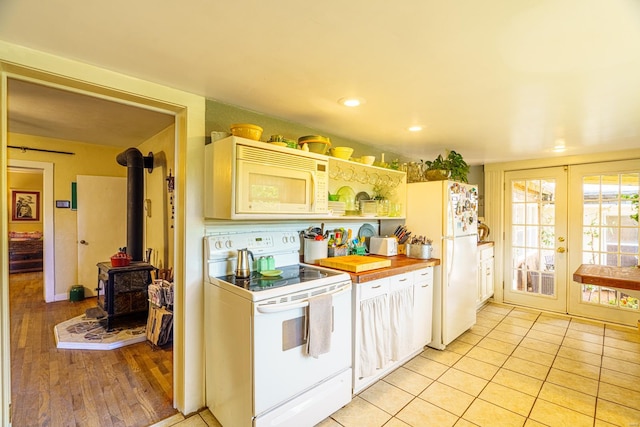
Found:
204,231 -> 352,427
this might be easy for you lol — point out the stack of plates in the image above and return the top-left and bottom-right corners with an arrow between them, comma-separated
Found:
328,201 -> 346,216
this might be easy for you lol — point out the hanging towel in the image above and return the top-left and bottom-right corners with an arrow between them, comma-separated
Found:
306,293 -> 333,358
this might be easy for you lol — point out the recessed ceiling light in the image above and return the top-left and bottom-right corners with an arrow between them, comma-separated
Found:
408,126 -> 423,132
338,98 -> 364,107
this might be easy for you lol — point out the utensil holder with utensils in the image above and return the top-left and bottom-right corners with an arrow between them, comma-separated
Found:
406,243 -> 433,259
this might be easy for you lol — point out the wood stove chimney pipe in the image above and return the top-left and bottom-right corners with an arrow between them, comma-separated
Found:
116,148 -> 154,262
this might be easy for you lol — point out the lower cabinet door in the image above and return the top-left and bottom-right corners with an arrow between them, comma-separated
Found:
413,267 -> 434,351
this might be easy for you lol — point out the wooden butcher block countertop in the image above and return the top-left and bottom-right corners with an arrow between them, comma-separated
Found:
573,264 -> 640,292
477,241 -> 494,249
344,255 -> 440,284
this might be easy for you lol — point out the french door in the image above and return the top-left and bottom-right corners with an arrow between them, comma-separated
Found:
503,160 -> 640,326
504,167 -> 568,313
567,160 -> 640,325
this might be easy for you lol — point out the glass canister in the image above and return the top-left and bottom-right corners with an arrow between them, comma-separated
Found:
388,202 -> 402,217
407,162 -> 421,183
377,199 -> 390,217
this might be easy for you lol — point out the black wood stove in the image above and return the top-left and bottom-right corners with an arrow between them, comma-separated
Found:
96,261 -> 154,331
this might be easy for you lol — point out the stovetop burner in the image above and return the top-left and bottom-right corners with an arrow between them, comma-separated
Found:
216,264 -> 342,292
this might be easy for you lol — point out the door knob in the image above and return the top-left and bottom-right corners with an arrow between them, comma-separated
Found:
557,247 -> 566,253
79,240 -> 88,245
558,237 -> 565,242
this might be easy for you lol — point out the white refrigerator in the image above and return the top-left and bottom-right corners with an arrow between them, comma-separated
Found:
406,181 -> 478,350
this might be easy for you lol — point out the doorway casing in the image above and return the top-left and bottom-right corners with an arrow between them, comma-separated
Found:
7,160 -> 55,302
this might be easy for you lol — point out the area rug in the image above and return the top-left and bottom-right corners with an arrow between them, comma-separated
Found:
54,313 -> 147,350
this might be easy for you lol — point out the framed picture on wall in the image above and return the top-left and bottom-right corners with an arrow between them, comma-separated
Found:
11,189 -> 41,222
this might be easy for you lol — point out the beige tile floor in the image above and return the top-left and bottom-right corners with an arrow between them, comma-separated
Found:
153,303 -> 640,427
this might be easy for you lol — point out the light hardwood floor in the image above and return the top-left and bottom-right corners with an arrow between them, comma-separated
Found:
9,271 -> 176,427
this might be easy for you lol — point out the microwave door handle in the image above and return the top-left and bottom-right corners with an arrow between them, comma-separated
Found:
255,285 -> 351,314
309,171 -> 316,210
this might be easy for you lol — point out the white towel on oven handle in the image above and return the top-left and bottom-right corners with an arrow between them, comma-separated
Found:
305,293 -> 333,358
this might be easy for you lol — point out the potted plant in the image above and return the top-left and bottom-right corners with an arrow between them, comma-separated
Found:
423,150 -> 470,183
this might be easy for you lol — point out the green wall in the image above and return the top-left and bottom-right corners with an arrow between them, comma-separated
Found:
205,99 -> 408,163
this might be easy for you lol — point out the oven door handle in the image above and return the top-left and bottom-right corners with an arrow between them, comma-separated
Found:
256,285 -> 351,314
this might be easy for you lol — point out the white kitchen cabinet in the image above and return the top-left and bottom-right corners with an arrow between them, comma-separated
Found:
353,269 -> 433,393
477,244 -> 494,308
412,267 -> 434,352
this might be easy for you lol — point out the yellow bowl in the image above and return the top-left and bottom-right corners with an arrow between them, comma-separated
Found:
299,135 -> 331,144
306,141 -> 330,154
361,155 -> 375,165
230,123 -> 263,141
330,147 -> 354,160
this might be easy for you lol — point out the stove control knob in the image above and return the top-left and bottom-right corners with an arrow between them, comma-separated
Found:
282,235 -> 288,243
225,240 -> 233,248
215,240 -> 223,250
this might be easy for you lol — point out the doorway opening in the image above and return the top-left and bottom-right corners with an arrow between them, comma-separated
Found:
5,75 -> 178,425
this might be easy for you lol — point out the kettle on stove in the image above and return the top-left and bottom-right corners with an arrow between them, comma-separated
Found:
236,248 -> 254,278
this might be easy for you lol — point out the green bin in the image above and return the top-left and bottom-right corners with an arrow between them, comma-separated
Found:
69,285 -> 85,302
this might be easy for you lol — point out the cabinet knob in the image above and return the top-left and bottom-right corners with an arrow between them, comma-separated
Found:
79,240 -> 88,245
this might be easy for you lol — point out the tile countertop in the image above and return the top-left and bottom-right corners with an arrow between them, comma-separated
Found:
344,255 -> 440,284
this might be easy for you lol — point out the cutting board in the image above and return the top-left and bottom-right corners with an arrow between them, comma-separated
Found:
318,255 -> 391,273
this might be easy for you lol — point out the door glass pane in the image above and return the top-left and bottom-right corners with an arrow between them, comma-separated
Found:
582,284 -> 599,303
526,181 -> 541,202
541,226 -> 554,249
510,177 -> 556,296
620,293 -> 639,310
541,203 -> 555,225
513,204 -> 526,224
512,181 -> 526,202
512,226 -> 525,246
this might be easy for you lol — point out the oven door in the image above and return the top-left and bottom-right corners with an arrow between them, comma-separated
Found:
252,283 -> 352,416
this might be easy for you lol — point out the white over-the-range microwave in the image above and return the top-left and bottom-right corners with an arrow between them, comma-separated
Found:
204,136 -> 330,219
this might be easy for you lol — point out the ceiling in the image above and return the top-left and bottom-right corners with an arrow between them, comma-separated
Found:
1,0 -> 640,164
7,79 -> 175,147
